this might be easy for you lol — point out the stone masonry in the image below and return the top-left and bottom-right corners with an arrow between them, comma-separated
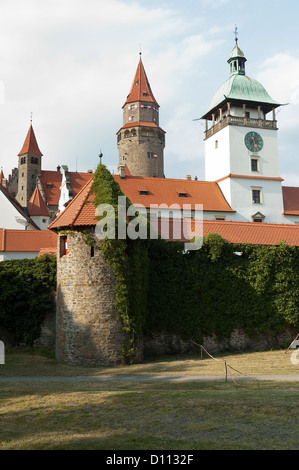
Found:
56,231 -> 130,366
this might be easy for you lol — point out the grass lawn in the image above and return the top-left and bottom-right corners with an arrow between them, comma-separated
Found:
0,348 -> 298,450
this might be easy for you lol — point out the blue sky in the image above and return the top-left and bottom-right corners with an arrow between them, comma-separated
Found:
0,0 -> 299,187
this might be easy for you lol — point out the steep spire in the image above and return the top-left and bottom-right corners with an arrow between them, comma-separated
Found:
18,124 -> 43,157
27,187 -> 49,217
123,57 -> 159,107
0,168 -> 4,185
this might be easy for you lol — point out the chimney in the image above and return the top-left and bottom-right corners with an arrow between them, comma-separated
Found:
186,175 -> 191,181
87,169 -> 93,174
119,165 -> 126,179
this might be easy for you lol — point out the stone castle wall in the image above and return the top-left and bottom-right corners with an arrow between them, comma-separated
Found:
56,231 -> 130,366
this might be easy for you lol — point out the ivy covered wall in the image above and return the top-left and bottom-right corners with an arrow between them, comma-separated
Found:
91,164 -> 299,359
145,235 -> 299,345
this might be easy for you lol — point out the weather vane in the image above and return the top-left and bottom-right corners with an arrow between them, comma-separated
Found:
234,25 -> 239,43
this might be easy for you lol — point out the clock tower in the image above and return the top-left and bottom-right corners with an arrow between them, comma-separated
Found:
201,35 -> 285,223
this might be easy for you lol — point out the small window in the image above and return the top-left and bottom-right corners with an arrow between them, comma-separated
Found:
245,111 -> 250,118
147,152 -> 157,159
215,217 -> 225,220
252,189 -> 261,204
59,236 -> 68,258
139,190 -> 149,195
251,158 -> 259,172
90,246 -> 95,258
178,192 -> 188,198
252,212 -> 265,223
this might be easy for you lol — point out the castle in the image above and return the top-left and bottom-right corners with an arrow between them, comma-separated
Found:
1,36 -> 299,363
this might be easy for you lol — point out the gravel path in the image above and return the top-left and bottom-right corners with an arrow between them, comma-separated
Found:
0,374 -> 298,383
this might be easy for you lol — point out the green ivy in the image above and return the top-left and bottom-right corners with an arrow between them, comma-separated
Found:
89,164 -> 299,358
90,164 -> 148,363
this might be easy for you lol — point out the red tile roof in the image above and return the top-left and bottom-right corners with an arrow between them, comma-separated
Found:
282,187 -> 299,215
0,229 -> 57,253
39,170 -> 62,206
39,170 -> 93,207
48,178 -> 96,229
18,124 -> 43,157
49,174 -> 234,230
115,175 -> 234,212
168,219 -> 299,246
27,187 -> 50,217
48,174 -> 299,246
123,58 -> 159,107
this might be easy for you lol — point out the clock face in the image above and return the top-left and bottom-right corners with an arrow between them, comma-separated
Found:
244,132 -> 263,153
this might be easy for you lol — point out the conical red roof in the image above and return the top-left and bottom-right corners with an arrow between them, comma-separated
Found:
0,169 -> 4,185
27,187 -> 49,217
18,124 -> 43,157
123,58 -> 159,107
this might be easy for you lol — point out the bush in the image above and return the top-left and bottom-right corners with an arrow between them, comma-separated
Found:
0,255 -> 56,345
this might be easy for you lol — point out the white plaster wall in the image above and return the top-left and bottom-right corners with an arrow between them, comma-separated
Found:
31,215 -> 51,230
229,126 -> 280,177
205,126 -> 231,181
205,123 -> 280,182
218,177 -> 285,224
0,191 -> 36,230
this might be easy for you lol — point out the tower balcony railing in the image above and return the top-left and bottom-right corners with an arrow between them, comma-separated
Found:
204,115 -> 278,140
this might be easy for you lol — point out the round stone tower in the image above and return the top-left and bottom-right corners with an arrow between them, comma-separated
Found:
49,178 -> 144,367
117,56 -> 165,178
55,231 -> 131,366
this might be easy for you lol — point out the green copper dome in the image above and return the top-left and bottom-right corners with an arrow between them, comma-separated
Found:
201,40 -> 281,119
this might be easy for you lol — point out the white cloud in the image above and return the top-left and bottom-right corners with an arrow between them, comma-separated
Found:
256,53 -> 299,129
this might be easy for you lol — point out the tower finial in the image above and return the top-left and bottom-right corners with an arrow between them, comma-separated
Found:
30,111 -> 33,125
139,43 -> 142,59
234,25 -> 239,44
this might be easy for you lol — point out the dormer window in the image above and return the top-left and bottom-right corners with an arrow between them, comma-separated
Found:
139,190 -> 149,196
178,192 -> 188,198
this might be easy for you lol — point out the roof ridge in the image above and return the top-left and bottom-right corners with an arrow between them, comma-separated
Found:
48,177 -> 93,230
204,219 -> 299,228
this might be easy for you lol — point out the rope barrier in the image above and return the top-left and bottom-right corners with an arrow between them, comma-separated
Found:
191,340 -> 245,387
